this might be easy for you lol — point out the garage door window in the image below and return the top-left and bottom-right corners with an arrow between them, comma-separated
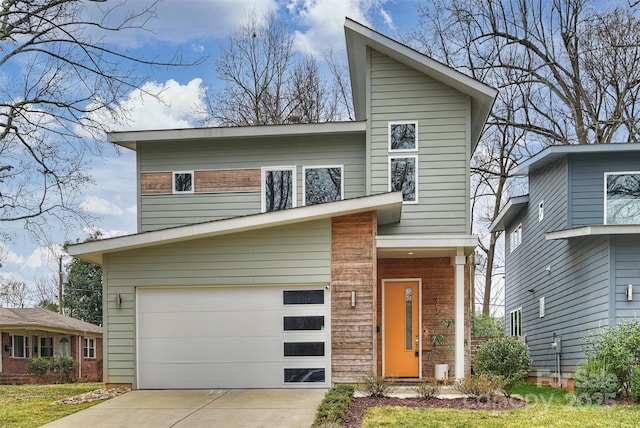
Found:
283,316 -> 324,331
284,368 -> 325,383
284,342 -> 325,357
283,290 -> 324,305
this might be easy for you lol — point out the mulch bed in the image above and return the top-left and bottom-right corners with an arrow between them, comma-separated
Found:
343,395 -> 528,428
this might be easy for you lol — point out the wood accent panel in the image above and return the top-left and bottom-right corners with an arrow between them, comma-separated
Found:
331,212 -> 377,383
140,172 -> 172,194
195,169 -> 260,193
377,257 -> 471,379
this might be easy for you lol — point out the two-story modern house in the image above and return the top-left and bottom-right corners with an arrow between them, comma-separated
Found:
491,143 -> 640,387
68,19 -> 496,390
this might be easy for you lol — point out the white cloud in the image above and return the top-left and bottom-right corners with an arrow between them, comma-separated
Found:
82,226 -> 131,240
286,0 -> 394,57
80,196 -> 125,216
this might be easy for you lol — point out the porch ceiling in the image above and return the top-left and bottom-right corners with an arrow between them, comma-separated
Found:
376,235 -> 478,258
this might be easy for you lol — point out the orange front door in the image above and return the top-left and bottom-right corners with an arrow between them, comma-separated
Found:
383,281 -> 420,377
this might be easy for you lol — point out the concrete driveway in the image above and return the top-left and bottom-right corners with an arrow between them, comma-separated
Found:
41,389 -> 327,428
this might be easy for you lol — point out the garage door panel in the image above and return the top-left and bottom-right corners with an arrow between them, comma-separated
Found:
137,286 -> 329,389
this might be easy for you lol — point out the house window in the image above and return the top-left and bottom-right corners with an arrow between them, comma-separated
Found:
510,223 -> 522,252
284,368 -> 325,383
173,171 -> 194,193
389,156 -> 418,203
509,308 -> 522,337
262,167 -> 296,212
283,290 -> 324,305
40,337 -> 54,358
389,121 -> 418,151
538,200 -> 544,222
605,172 -> 640,224
539,297 -> 545,318
10,334 -> 30,358
83,338 -> 96,359
303,166 -> 343,206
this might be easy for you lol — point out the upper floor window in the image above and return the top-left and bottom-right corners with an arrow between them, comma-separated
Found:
262,166 -> 296,212
510,223 -> 522,252
388,121 -> 418,152
303,166 -> 343,206
389,156 -> 418,203
605,172 -> 640,224
173,171 -> 194,193
509,308 -> 522,337
10,334 -> 30,358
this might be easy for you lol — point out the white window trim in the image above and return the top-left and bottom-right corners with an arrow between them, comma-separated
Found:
261,166 -> 297,213
604,171 -> 640,225
510,223 -> 522,252
302,165 -> 344,206
538,200 -> 544,222
388,155 -> 419,204
83,337 -> 96,359
172,171 -> 194,194
10,334 -> 30,359
388,121 -> 419,152
509,308 -> 522,337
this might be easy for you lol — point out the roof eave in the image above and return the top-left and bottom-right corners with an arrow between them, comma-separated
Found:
489,195 -> 530,232
546,224 -> 640,240
68,192 -> 404,265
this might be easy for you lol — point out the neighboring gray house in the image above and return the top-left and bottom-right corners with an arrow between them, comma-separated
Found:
491,143 -> 640,385
68,19 -> 496,390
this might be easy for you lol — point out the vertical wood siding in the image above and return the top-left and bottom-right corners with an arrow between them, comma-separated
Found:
368,49 -> 471,235
331,212 -> 377,383
102,220 -> 331,387
137,134 -> 365,232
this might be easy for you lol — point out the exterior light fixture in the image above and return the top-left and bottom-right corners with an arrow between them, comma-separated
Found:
628,284 -> 633,301
351,291 -> 356,308
116,293 -> 122,308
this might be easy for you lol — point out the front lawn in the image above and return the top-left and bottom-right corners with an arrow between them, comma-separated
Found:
0,383 -> 104,428
361,383 -> 640,428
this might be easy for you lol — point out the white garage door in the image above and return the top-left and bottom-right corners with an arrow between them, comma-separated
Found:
136,286 -> 330,389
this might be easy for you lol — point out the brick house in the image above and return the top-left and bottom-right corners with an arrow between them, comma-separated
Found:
0,308 -> 103,383
68,19 -> 496,390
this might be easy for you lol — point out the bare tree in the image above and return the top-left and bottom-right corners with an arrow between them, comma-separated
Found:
34,275 -> 60,312
0,0 -> 202,244
0,280 -> 28,307
410,0 -> 640,314
206,12 -> 344,126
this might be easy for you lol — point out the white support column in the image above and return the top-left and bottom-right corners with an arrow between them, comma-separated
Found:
454,248 -> 466,379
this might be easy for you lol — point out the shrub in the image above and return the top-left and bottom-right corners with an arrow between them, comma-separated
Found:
471,314 -> 505,337
52,357 -> 77,383
27,357 -> 52,378
357,371 -> 394,397
312,384 -> 354,428
473,336 -> 531,396
631,365 -> 640,403
413,379 -> 440,399
582,321 -> 640,395
574,358 -> 620,404
453,373 -> 506,401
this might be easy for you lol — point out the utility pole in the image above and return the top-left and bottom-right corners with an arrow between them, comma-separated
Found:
58,257 -> 63,314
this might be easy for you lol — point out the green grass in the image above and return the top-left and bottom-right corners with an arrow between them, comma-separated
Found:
362,382 -> 640,428
0,383 -> 105,428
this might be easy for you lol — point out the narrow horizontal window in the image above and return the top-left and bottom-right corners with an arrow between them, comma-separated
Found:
284,368 -> 325,383
284,342 -> 325,357
283,316 -> 325,331
283,290 -> 324,305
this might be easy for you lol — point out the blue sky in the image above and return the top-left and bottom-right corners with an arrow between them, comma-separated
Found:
0,0 -> 421,303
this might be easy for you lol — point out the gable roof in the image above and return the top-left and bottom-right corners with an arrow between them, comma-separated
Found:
68,192 -> 404,265
344,18 -> 497,151
0,308 -> 102,335
511,143 -> 640,176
